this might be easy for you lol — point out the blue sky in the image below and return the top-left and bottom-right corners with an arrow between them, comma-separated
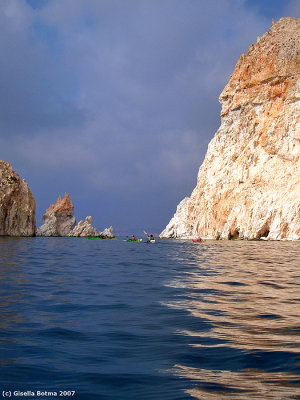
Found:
0,0 -> 299,234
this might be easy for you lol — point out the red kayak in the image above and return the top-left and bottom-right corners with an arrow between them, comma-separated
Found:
192,239 -> 205,243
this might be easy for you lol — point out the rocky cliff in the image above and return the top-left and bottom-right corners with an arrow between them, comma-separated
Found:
36,193 -> 76,236
161,17 -> 300,240
0,161 -> 36,236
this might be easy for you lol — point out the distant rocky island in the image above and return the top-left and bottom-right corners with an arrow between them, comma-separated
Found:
161,17 -> 300,240
0,160 -> 114,238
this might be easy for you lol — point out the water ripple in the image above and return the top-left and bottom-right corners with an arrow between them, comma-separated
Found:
164,241 -> 300,398
0,238 -> 299,399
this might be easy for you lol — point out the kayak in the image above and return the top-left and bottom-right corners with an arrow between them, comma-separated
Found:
144,231 -> 155,243
125,239 -> 142,242
192,239 -> 206,243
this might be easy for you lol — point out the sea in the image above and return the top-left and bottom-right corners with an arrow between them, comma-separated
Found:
0,237 -> 299,400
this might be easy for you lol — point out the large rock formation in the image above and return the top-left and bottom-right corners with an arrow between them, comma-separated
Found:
69,216 -> 115,238
36,193 -> 76,236
0,161 -> 36,236
161,17 -> 300,240
69,216 -> 100,237
37,193 -> 115,238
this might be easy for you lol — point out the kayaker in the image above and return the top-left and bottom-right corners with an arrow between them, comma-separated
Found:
197,236 -> 203,242
130,235 -> 136,241
147,233 -> 154,242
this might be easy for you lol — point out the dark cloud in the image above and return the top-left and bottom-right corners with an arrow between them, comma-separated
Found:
0,0 -> 298,232
0,3 -> 85,133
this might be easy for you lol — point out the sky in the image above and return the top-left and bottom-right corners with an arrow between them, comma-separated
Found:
0,0 -> 299,234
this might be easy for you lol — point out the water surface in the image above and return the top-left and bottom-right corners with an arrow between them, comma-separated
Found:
0,238 -> 299,399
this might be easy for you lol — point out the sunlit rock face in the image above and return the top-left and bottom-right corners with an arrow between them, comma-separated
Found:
101,226 -> 115,238
161,17 -> 300,240
68,216 -> 115,238
0,161 -> 36,236
36,193 -> 76,236
161,198 -> 192,239
69,216 -> 101,237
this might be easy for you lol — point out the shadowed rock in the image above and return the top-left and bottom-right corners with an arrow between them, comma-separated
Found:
0,160 -> 36,236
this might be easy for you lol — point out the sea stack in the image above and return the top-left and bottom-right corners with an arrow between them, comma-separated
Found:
36,193 -> 76,236
37,193 -> 115,238
161,17 -> 300,240
69,217 -> 115,238
0,160 -> 36,236
69,216 -> 101,237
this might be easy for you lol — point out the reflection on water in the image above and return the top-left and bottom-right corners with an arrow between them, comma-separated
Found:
0,238 -> 299,399
177,365 -> 300,400
164,241 -> 300,399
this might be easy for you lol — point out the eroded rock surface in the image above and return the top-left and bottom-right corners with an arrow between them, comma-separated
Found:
0,160 -> 36,236
69,216 -> 114,238
69,216 -> 100,237
36,193 -> 76,236
161,17 -> 300,240
101,226 -> 115,238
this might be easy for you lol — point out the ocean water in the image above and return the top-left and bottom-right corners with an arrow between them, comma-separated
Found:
0,237 -> 299,400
